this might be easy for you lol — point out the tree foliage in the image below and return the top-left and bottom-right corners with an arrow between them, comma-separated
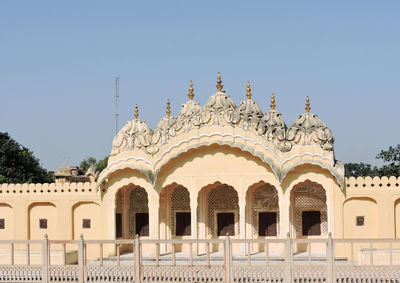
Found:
345,144 -> 400,178
0,132 -> 54,184
80,156 -> 109,173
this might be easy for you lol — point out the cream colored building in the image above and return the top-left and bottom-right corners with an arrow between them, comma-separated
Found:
1,74 -> 400,258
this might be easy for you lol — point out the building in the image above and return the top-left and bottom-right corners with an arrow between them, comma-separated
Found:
1,74 -> 400,258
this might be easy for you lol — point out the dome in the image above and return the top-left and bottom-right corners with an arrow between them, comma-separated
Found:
111,106 -> 154,156
286,99 -> 334,151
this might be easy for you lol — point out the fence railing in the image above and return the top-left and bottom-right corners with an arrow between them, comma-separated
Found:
0,234 -> 400,282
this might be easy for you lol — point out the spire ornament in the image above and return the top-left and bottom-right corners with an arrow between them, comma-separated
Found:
188,80 -> 194,100
305,96 -> 311,113
246,81 -> 252,99
270,93 -> 276,110
134,105 -> 139,119
166,99 -> 171,117
216,72 -> 223,92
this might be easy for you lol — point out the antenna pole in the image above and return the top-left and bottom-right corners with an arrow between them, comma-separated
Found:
115,76 -> 119,134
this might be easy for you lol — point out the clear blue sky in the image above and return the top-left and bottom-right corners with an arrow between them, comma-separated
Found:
1,1 -> 399,170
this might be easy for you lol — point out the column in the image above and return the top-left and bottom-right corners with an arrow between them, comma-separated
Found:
239,190 -> 246,255
190,191 -> 198,255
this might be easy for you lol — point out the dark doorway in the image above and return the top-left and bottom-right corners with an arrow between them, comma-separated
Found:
217,212 -> 235,236
135,213 -> 149,236
302,211 -> 321,236
258,212 -> 277,236
175,212 -> 191,236
115,213 -> 122,238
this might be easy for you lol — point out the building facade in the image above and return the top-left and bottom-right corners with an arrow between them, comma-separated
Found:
1,75 -> 400,257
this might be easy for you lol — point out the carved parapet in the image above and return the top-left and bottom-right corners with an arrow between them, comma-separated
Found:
345,176 -> 400,189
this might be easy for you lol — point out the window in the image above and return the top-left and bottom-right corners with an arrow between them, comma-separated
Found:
135,213 -> 149,236
175,212 -> 191,236
82,219 -> 91,229
0,219 -> 4,229
356,216 -> 364,226
302,211 -> 321,236
258,212 -> 277,236
39,219 -> 47,229
116,213 -> 122,238
217,212 -> 235,236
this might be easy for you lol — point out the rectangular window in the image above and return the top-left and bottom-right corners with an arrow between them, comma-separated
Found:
82,219 -> 91,229
0,219 -> 4,229
356,216 -> 364,226
39,219 -> 47,229
175,212 -> 191,236
302,211 -> 321,236
116,213 -> 122,238
217,212 -> 235,236
258,212 -> 277,236
135,213 -> 149,236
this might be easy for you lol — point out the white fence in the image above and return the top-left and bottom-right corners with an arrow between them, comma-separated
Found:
0,234 -> 399,282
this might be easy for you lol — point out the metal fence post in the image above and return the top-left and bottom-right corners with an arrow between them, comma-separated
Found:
327,233 -> 334,283
135,235 -> 141,283
42,234 -> 49,283
284,232 -> 292,283
224,233 -> 231,283
78,234 -> 85,283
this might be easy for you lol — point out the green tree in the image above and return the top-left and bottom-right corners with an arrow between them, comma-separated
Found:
80,157 -> 97,171
96,156 -> 109,172
344,162 -> 378,178
376,144 -> 400,177
80,156 -> 109,173
345,144 -> 400,178
0,132 -> 54,184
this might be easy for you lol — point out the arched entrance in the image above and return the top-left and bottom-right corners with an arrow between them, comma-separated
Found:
247,182 -> 279,239
115,186 -> 149,239
290,180 -> 328,238
197,182 -> 239,247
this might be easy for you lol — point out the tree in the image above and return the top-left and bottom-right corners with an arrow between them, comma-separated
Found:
376,144 -> 400,177
96,156 -> 109,172
344,162 -> 378,178
80,156 -> 109,173
0,132 -> 54,184
345,144 -> 400,178
80,157 -> 97,171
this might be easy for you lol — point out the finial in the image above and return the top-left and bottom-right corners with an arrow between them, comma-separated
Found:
216,72 -> 223,91
134,105 -> 139,119
188,80 -> 194,100
166,99 -> 171,117
305,96 -> 310,113
246,81 -> 252,99
270,93 -> 276,110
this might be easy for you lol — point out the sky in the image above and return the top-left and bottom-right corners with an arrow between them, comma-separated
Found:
0,1 -> 399,170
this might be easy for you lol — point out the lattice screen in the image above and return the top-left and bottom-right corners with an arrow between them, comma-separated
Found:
170,186 -> 190,235
292,182 -> 327,236
207,185 -> 239,236
129,187 -> 149,236
251,184 -> 279,236
115,190 -> 123,213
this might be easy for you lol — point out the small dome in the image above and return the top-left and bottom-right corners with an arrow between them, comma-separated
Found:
111,119 -> 153,156
287,112 -> 334,150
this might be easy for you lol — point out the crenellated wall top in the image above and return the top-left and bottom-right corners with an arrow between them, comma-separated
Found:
345,176 -> 400,190
0,182 -> 97,195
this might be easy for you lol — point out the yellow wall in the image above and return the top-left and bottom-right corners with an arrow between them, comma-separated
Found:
343,197 -> 377,238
